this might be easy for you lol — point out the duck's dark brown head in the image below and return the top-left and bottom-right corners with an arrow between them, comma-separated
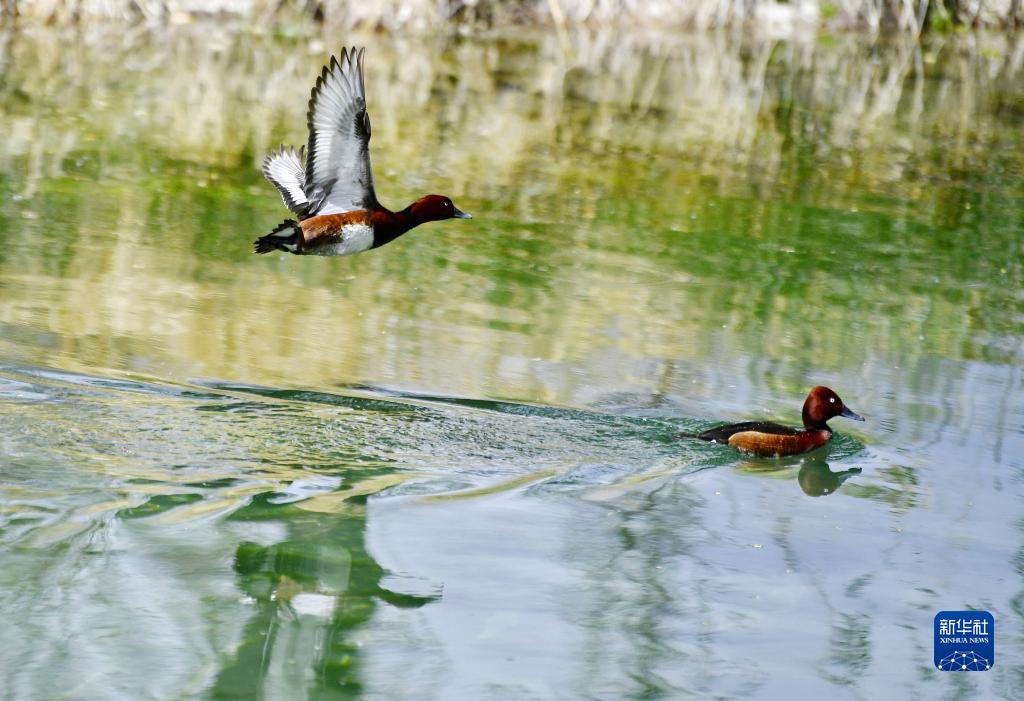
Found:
406,195 -> 472,223
802,386 -> 864,430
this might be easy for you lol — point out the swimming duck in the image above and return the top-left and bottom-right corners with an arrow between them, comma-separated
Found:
254,47 -> 471,256
684,386 -> 864,457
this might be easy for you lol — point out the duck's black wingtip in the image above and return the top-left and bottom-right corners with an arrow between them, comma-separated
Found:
253,219 -> 301,255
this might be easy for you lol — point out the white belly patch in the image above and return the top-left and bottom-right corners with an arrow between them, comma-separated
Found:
309,223 -> 374,256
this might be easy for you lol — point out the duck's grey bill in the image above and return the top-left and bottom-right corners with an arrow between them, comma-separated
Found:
840,406 -> 865,421
453,209 -> 473,219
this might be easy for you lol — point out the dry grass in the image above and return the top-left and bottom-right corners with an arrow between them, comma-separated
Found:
2,0 -> 1021,34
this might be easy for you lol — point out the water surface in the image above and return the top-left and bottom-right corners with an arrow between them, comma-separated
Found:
0,25 -> 1022,700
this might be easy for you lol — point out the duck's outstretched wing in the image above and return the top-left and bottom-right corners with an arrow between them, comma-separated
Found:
304,47 -> 377,216
262,145 -> 310,218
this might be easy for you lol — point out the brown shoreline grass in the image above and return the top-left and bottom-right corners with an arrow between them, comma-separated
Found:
2,0 -> 1021,35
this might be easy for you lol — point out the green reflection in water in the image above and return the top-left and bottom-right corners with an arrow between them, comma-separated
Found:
0,28 -> 1021,393
0,22 -> 1022,701
213,497 -> 436,700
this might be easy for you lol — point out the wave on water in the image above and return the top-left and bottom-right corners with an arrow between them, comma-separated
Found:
0,364 -> 866,537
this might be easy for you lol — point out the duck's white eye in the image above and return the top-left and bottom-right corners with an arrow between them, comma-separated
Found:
829,397 -> 836,404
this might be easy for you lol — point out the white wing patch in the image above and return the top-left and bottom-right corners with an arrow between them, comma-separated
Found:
307,223 -> 375,257
262,145 -> 309,216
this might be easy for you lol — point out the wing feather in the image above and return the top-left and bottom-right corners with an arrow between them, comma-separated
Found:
697,421 -> 799,443
304,47 -> 377,216
262,145 -> 309,217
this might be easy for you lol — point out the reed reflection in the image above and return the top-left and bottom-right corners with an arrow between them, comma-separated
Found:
209,493 -> 437,700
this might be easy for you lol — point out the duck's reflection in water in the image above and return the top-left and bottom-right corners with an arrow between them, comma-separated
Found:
797,455 -> 861,497
734,452 -> 862,497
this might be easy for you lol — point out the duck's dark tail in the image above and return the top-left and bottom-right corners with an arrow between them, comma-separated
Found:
254,219 -> 301,254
